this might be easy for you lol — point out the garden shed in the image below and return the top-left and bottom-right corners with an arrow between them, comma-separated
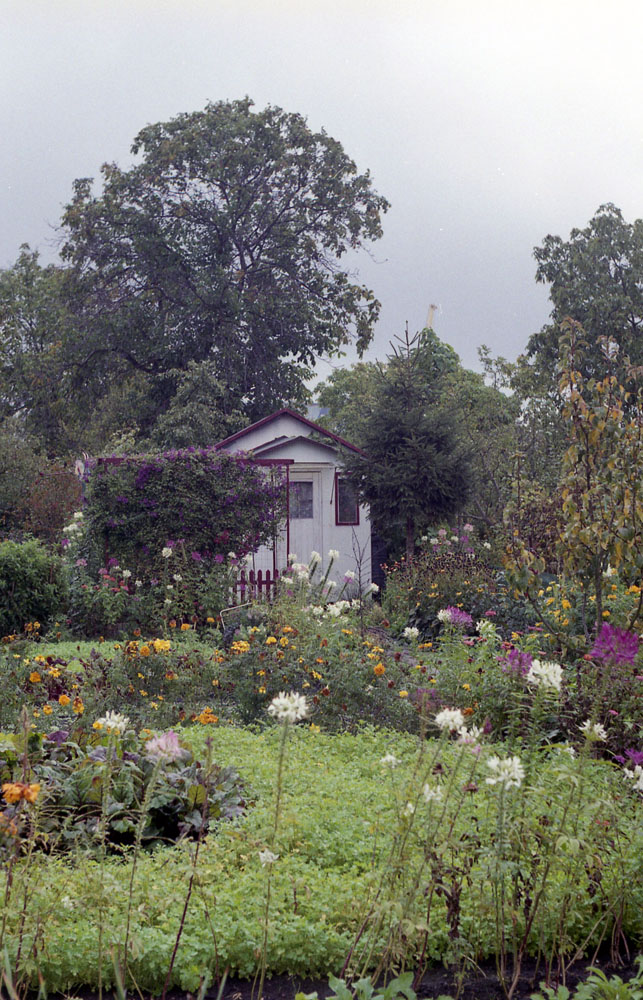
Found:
216,409 -> 372,590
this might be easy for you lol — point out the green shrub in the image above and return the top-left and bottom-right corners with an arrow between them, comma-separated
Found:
0,537 -> 67,635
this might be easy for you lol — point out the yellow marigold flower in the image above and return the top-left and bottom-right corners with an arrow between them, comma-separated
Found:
265,636 -> 277,645
373,662 -> 386,677
561,599 -> 571,610
279,636 -> 289,647
282,626 -> 295,634
29,671 -> 41,684
34,654 -> 46,663
72,697 -> 84,715
399,690 -> 409,698
312,670 -> 322,680
47,667 -> 61,678
180,623 -> 191,631
309,723 -> 320,734
258,686 -> 266,694
257,669 -> 266,676
602,610 -> 611,617
43,704 -> 53,715
462,683 -> 471,691
33,622 -> 40,630
152,639 -> 171,653
2,782 -> 40,804
197,708 -> 218,724
206,617 -> 215,624
139,689 -> 148,696
58,694 -> 71,707
341,628 -> 353,635
140,645 -> 151,657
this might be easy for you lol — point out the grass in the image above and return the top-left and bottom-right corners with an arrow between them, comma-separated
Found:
1,723 -> 642,995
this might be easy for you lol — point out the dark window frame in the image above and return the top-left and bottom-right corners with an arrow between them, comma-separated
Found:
335,472 -> 360,526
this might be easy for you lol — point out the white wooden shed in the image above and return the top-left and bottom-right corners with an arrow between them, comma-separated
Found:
216,408 -> 372,589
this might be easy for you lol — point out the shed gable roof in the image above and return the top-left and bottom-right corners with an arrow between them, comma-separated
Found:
216,407 -> 366,456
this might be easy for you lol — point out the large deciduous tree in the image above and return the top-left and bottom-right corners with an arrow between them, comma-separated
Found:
528,204 -> 643,383
60,98 -> 389,422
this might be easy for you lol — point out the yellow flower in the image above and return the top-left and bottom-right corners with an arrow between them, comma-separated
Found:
373,662 -> 386,677
462,683 -> 471,691
47,667 -> 61,678
206,617 -> 215,624
309,723 -> 320,734
72,697 -> 84,715
180,623 -> 191,631
258,686 -> 266,694
2,782 -> 40,805
58,694 -> 71,707
34,655 -> 46,663
140,645 -> 151,657
602,610 -> 610,617
43,704 -> 53,715
139,689 -> 148,697
279,636 -> 289,647
29,672 -> 41,684
282,626 -> 295,634
93,721 -> 104,730
265,636 -> 277,645
197,708 -> 218,725
152,638 -> 171,653
561,599 -> 571,610
399,690 -> 409,698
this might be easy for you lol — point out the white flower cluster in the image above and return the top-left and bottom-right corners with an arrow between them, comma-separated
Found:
485,755 -> 524,789
476,619 -> 496,639
267,691 -> 308,724
259,849 -> 279,866
95,711 -> 130,734
144,730 -> 188,763
579,719 -> 608,742
457,724 -> 483,745
437,608 -> 453,624
327,600 -> 351,617
623,764 -> 643,794
309,551 -> 321,566
328,549 -> 340,562
161,546 -> 173,559
403,626 -> 419,641
434,707 -> 465,732
422,784 -> 443,803
62,513 -> 85,537
526,659 -> 562,692
380,753 -> 400,768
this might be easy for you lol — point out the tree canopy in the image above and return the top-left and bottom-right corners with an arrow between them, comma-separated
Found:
60,98 -> 389,427
338,329 -> 471,558
528,203 -> 643,383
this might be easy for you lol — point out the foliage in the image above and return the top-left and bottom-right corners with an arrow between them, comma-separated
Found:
505,324 -> 643,634
0,721 -> 244,852
59,98 -> 389,429
24,463 -> 81,544
82,448 -> 286,578
340,329 -> 471,559
0,421 -> 42,534
0,537 -> 67,635
529,204 -> 643,385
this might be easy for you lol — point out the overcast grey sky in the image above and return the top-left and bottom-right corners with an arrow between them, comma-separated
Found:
3,0 -> 642,377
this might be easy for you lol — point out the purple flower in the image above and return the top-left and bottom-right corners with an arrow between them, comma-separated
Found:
439,606 -> 473,629
499,648 -> 532,677
614,748 -> 643,767
191,551 -> 203,562
214,553 -> 224,564
75,558 -> 87,568
590,624 -> 639,667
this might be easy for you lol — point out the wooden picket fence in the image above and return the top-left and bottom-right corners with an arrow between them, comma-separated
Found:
235,568 -> 281,601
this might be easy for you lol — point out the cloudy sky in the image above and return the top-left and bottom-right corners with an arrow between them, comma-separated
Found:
3,0 -> 642,378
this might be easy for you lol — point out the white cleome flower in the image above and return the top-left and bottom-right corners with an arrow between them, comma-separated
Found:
328,549 -> 340,562
579,719 -> 608,742
403,626 -> 420,641
267,691 -> 308,724
161,547 -> 173,559
623,764 -> 643,794
476,619 -> 496,638
403,802 -> 415,816
526,660 -> 562,692
95,711 -> 129,734
430,537 -> 439,545
434,707 -> 465,732
437,608 -> 452,624
121,569 -> 132,579
287,553 -> 298,564
422,784 -> 444,803
380,753 -> 400,768
259,849 -> 279,866
344,569 -> 356,581
365,582 -> 379,595
309,551 -> 321,565
457,725 -> 483,745
485,755 -> 524,789
135,579 -> 143,588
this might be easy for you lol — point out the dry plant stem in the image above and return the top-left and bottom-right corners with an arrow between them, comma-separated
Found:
254,720 -> 290,1000
122,760 -> 162,984
161,746 -> 213,1000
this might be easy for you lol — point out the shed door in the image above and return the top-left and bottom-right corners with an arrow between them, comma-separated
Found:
284,471 -> 323,567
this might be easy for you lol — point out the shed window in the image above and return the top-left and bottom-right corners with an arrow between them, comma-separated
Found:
290,481 -> 313,519
335,475 -> 359,526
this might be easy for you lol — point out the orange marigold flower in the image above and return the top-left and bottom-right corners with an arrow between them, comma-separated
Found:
373,662 -> 386,676
265,636 -> 277,645
43,704 -> 53,715
180,623 -> 191,631
206,617 -> 215,624
2,782 -> 40,805
197,708 -> 218,724
29,671 -> 42,684
139,645 -> 151,657
58,694 -> 71,707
